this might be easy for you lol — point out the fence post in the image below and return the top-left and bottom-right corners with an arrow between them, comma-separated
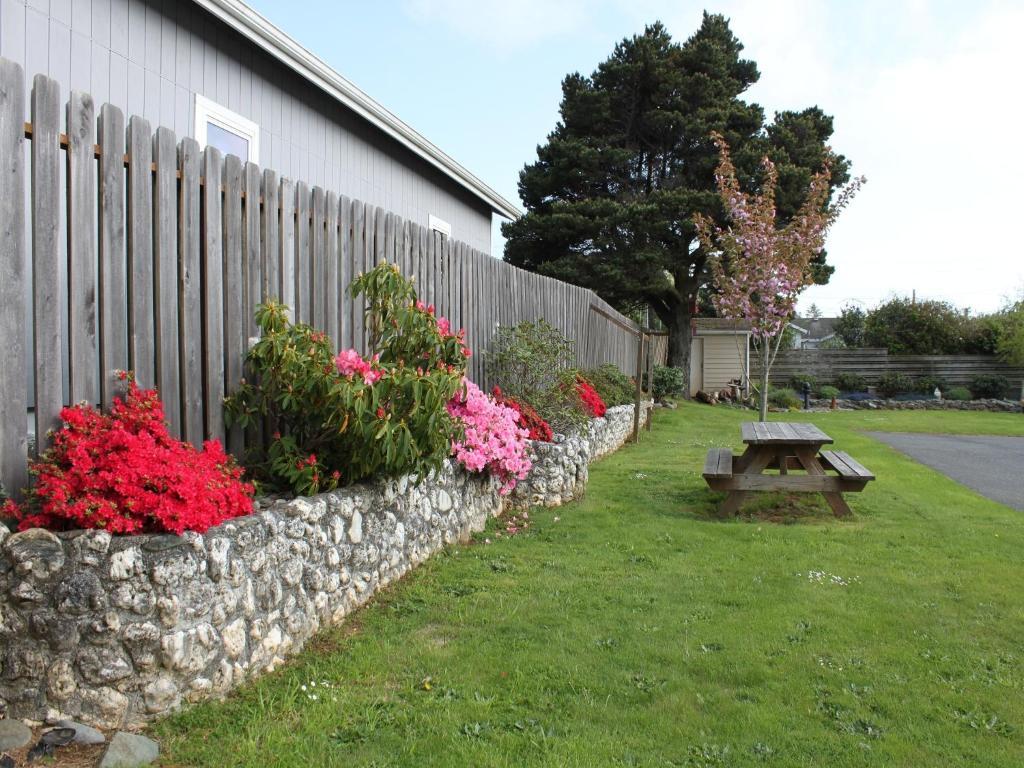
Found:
645,331 -> 654,431
633,332 -> 645,443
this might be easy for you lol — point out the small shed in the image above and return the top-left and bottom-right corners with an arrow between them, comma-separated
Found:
688,319 -> 752,396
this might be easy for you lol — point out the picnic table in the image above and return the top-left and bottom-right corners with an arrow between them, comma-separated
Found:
702,422 -> 874,517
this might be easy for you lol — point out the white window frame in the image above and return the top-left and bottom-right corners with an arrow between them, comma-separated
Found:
194,94 -> 260,163
428,214 -> 451,238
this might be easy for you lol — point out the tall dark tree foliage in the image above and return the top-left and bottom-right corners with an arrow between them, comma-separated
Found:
503,14 -> 850,383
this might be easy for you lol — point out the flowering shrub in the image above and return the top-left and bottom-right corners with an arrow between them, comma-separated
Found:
575,376 -> 607,417
2,379 -> 253,534
447,380 -> 531,494
491,387 -> 553,442
583,364 -> 636,407
487,319 -> 589,433
226,264 -> 469,495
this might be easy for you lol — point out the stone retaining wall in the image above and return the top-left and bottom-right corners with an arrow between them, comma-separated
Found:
0,403 -> 650,728
808,397 -> 1021,413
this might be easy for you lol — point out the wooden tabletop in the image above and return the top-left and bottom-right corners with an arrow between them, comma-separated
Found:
740,421 -> 833,445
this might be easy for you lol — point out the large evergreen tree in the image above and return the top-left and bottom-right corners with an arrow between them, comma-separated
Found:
503,14 -> 849,384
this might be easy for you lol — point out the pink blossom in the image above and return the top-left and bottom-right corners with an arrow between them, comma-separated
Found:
335,348 -> 382,386
437,316 -> 451,336
447,378 -> 531,494
334,349 -> 364,377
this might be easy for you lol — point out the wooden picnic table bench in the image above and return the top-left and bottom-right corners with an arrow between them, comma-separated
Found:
702,422 -> 874,517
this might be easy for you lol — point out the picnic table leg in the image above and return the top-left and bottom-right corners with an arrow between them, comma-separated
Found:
718,446 -> 775,517
793,447 -> 852,517
733,445 -> 758,474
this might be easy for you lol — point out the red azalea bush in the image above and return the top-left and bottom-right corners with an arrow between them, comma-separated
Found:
491,387 -> 553,442
575,376 -> 607,418
2,379 -> 253,535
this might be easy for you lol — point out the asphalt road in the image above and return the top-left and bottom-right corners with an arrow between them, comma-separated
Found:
866,432 -> 1024,511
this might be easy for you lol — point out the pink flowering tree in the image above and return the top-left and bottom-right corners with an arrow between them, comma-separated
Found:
696,132 -> 864,420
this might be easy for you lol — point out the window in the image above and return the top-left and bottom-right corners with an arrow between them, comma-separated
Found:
428,214 -> 451,238
194,94 -> 259,163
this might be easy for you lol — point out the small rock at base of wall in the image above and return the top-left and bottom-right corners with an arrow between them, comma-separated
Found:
99,732 -> 159,767
57,719 -> 106,745
0,719 -> 32,751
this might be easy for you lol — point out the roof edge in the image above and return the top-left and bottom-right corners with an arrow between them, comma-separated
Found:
192,0 -> 522,221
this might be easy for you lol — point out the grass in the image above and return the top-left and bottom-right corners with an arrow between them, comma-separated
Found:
155,404 -> 1024,767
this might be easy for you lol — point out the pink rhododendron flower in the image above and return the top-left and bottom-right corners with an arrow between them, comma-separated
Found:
334,348 -> 382,386
334,348 -> 364,377
447,379 -> 531,494
437,316 -> 451,336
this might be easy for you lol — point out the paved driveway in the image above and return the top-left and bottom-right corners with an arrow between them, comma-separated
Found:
866,432 -> 1024,511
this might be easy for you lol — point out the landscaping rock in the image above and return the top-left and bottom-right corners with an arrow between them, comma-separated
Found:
57,718 -> 106,745
99,732 -> 159,767
0,719 -> 31,751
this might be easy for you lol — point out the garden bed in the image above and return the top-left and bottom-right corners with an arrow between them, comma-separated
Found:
0,403 -> 650,728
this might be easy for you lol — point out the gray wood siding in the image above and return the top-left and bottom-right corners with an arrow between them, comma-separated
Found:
0,0 -> 494,253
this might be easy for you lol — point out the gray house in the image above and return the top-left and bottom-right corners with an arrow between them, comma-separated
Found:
0,0 -> 519,253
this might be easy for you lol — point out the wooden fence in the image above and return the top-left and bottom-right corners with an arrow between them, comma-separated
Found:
757,348 -> 1024,393
0,59 -> 644,497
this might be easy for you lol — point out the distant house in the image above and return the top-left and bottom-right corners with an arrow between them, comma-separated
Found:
0,0 -> 519,254
790,317 -> 839,349
689,319 -> 752,396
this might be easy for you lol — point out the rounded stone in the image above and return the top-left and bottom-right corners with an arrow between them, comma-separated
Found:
0,718 -> 32,751
99,731 -> 159,767
56,719 -> 106,745
143,676 -> 180,714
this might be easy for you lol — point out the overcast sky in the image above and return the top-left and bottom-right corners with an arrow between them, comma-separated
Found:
246,0 -> 1023,317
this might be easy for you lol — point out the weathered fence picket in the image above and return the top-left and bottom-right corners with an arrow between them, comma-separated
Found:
0,59 -> 27,499
31,73 -> 62,449
127,116 -> 155,388
98,103 -> 127,411
67,91 -> 98,407
0,62 -> 645,497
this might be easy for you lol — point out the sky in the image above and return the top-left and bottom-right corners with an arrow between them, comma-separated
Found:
245,0 -> 1024,317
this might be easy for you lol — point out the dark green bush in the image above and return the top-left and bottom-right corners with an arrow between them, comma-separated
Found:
767,387 -> 801,409
911,375 -> 946,394
969,374 -> 1009,399
486,319 -> 588,433
651,365 -> 686,400
832,372 -> 869,392
863,297 -> 970,354
584,364 -> 635,407
876,372 -> 915,398
945,386 -> 971,401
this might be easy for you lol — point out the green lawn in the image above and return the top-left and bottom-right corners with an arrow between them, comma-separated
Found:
155,404 -> 1024,767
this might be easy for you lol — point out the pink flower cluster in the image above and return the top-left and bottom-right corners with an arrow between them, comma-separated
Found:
334,348 -> 383,385
446,379 -> 532,494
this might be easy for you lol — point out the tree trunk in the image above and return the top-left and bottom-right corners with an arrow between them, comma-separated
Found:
759,341 -> 770,421
666,308 -> 694,397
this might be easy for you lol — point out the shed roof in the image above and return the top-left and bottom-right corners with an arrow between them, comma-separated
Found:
693,318 -> 752,333
192,0 -> 522,220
